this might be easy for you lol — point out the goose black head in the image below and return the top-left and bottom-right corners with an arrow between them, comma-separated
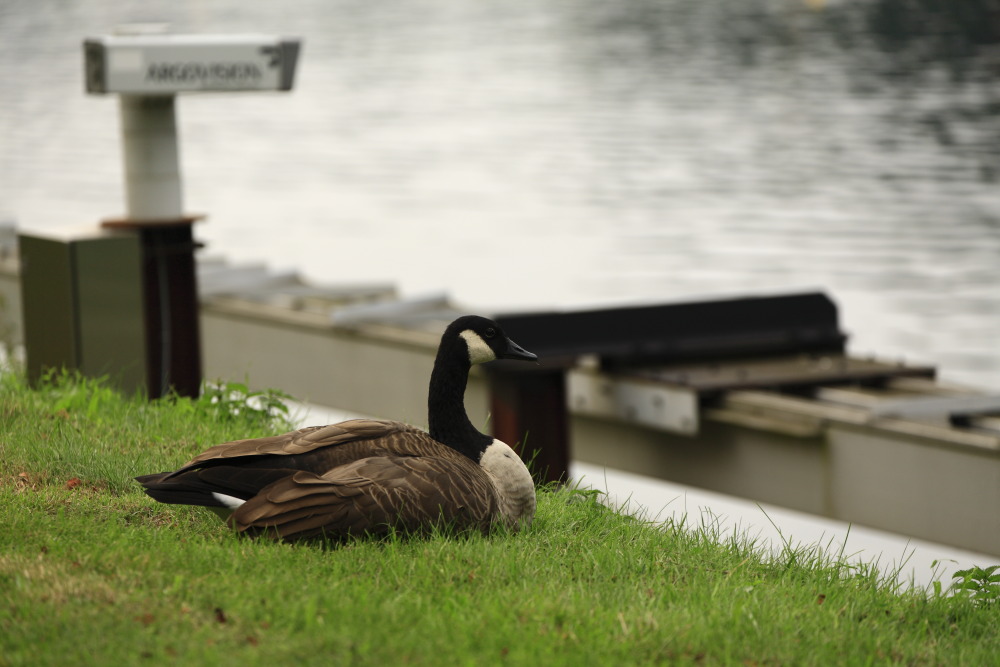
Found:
446,315 -> 537,366
429,315 -> 537,457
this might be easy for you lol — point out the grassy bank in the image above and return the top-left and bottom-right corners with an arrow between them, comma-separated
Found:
2,372 -> 998,665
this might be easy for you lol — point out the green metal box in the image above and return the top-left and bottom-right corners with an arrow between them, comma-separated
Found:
19,228 -> 147,393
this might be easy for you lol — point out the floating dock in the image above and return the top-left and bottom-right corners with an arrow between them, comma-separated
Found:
1,230 -> 998,557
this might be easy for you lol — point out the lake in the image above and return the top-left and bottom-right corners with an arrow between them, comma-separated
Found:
2,0 -> 999,389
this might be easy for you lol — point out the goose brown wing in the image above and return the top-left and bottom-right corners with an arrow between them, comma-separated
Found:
171,419 -> 425,475
229,453 -> 500,541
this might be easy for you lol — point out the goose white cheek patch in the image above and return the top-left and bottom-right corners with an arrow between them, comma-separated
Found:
459,330 -> 496,365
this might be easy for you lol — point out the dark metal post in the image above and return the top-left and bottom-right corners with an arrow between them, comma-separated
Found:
103,218 -> 202,398
488,368 -> 569,484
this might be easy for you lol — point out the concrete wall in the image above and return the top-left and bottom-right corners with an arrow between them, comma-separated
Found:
0,259 -> 22,349
200,298 -> 491,429
572,409 -> 1000,556
570,416 -> 830,517
828,424 -> 1000,556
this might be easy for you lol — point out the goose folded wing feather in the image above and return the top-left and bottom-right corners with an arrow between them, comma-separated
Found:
230,455 -> 499,540
177,419 -> 406,470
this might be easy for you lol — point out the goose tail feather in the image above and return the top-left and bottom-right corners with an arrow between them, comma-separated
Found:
135,467 -> 297,508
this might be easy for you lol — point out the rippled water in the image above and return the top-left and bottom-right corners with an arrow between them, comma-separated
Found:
3,0 -> 1000,388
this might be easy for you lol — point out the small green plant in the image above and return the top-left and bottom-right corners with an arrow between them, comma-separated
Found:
28,371 -> 294,432
951,565 -> 1000,605
37,368 -> 122,424
193,379 -> 293,429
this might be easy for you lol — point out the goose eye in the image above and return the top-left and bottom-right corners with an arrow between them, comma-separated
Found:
484,327 -> 496,339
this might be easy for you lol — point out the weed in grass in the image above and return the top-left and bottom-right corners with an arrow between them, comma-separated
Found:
950,565 -> 1000,606
188,379 -> 293,428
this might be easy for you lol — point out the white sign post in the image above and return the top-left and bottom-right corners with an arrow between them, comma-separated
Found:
80,30 -> 301,397
84,31 -> 300,221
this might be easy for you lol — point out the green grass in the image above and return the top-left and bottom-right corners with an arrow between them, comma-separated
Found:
2,371 -> 999,665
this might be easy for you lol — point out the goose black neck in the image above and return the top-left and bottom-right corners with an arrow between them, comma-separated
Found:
428,333 -> 492,461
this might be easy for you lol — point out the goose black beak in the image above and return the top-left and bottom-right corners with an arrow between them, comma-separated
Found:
501,338 -> 538,362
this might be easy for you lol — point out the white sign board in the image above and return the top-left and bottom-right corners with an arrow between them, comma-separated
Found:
84,34 -> 300,94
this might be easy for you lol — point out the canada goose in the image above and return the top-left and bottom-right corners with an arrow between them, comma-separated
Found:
135,315 -> 539,541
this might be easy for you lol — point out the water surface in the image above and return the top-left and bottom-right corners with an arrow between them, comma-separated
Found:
2,0 -> 999,388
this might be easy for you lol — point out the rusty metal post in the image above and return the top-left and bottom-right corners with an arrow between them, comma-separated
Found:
103,217 -> 202,398
488,368 -> 569,484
